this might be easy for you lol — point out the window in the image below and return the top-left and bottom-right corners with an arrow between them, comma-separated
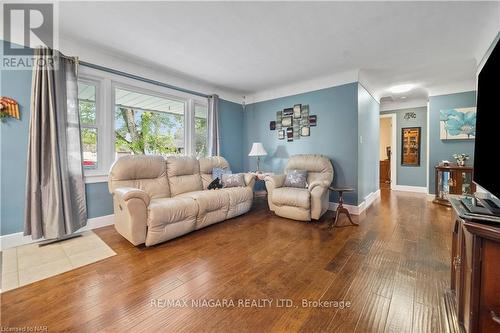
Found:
194,103 -> 208,158
114,87 -> 186,156
77,68 -> 210,181
78,81 -> 99,170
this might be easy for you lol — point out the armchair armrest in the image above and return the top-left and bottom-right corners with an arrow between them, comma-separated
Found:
114,187 -> 150,206
264,174 -> 286,189
308,180 -> 331,192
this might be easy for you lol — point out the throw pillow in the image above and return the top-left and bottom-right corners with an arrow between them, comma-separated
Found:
222,173 -> 245,188
283,170 -> 308,188
208,178 -> 223,190
212,167 -> 232,180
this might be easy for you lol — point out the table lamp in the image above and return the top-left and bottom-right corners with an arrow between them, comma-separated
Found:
248,142 -> 267,173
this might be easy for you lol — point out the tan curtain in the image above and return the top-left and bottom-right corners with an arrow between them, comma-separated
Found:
208,94 -> 220,156
24,47 -> 87,240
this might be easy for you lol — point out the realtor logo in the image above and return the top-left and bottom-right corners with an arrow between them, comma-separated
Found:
3,3 -> 54,55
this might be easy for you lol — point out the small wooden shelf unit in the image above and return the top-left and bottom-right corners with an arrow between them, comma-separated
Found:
434,165 -> 476,206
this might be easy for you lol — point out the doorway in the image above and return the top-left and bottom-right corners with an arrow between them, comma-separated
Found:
380,114 -> 396,190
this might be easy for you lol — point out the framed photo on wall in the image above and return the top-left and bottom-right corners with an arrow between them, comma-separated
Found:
401,127 -> 421,166
282,116 -> 292,127
293,104 -> 302,119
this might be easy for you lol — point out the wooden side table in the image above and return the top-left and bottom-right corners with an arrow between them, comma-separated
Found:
329,187 -> 358,228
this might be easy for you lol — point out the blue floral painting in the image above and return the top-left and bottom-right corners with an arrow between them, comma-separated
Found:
439,107 -> 476,140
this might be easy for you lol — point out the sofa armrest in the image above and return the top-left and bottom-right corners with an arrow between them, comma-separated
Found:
264,174 -> 286,190
111,187 -> 150,246
114,187 -> 151,206
308,180 -> 331,192
244,173 -> 256,189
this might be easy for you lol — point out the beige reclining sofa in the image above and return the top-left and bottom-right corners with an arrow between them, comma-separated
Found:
265,154 -> 333,221
108,155 -> 255,246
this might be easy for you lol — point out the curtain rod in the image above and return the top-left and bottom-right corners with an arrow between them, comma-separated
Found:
78,60 -> 210,99
50,48 -> 210,98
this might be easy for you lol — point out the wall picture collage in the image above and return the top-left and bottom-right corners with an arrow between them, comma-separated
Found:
269,104 -> 317,142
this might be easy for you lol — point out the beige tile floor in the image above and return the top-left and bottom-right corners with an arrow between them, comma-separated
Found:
0,231 -> 116,292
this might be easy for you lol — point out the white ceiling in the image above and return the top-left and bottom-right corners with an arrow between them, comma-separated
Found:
59,2 -> 500,103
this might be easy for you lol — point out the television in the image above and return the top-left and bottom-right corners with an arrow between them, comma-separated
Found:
474,37 -> 500,211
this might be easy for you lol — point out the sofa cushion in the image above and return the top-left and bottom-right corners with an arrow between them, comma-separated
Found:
199,156 -> 230,189
222,173 -> 245,188
212,167 -> 232,180
109,155 -> 170,199
147,197 -> 198,227
283,170 -> 308,188
178,190 -> 230,228
272,187 -> 310,209
284,154 -> 334,185
221,187 -> 253,219
220,187 -> 253,208
166,156 -> 203,196
178,190 -> 229,213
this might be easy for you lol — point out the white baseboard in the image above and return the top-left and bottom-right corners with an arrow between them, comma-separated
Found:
392,185 -> 428,193
365,189 -> 381,208
329,190 -> 381,215
329,202 -> 361,215
0,214 -> 115,251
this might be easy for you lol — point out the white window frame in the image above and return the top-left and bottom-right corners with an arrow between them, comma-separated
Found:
78,66 -> 209,183
78,77 -> 107,181
193,101 -> 210,158
112,81 -> 189,156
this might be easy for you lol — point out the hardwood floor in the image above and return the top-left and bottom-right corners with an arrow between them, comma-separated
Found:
1,189 -> 457,332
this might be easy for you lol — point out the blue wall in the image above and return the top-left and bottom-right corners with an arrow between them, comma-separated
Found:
381,106 -> 428,187
85,183 -> 114,219
243,83 -> 360,205
1,69 -> 32,235
219,99 -> 244,173
357,84 -> 380,202
428,91 -> 476,194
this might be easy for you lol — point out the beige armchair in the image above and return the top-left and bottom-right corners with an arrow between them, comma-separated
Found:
265,154 -> 333,221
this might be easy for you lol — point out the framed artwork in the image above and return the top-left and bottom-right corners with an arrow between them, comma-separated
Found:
282,116 -> 292,127
270,103 -> 316,141
439,107 -> 476,140
293,104 -> 302,119
293,124 -> 300,139
309,115 -> 317,126
286,128 -> 293,142
283,108 -> 293,116
301,104 -> 309,117
401,127 -> 421,166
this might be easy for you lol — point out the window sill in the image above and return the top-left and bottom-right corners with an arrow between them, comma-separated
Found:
84,174 -> 109,184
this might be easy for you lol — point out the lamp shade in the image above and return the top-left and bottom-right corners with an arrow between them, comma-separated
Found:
248,142 -> 267,156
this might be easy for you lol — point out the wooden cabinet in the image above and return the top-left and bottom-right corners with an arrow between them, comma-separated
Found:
450,211 -> 500,332
379,159 -> 390,184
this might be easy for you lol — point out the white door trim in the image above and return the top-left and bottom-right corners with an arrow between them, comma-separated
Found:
380,113 -> 397,190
